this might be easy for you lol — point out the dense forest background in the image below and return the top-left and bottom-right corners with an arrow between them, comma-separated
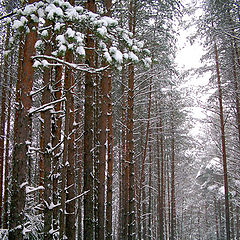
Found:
0,0 -> 239,239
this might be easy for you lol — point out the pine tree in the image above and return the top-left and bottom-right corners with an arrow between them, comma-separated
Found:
83,1 -> 96,239
9,0 -> 39,238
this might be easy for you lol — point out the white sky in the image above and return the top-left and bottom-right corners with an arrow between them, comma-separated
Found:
175,0 -> 210,136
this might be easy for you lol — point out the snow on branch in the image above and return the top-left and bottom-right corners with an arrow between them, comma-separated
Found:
26,186 -> 44,194
65,190 -> 90,204
0,11 -> 17,21
9,0 -> 152,70
29,97 -> 66,115
33,55 -> 109,73
48,190 -> 90,210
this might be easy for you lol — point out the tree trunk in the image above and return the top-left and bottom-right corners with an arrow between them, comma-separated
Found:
106,59 -> 113,239
0,23 -> 10,227
3,51 -> 13,229
148,134 -> 152,240
139,78 -> 152,239
52,61 -> 63,234
94,49 -> 99,240
137,124 -> 144,239
65,30 -> 76,240
170,128 -> 176,240
167,153 -> 171,239
127,62 -> 135,240
121,65 -> 128,240
236,203 -> 239,240
9,0 -> 38,237
96,62 -> 108,240
8,30 -> 23,234
213,35 -> 231,240
118,134 -> 123,240
104,2 -> 114,238
157,123 -> 161,239
59,41 -> 75,240
157,116 -> 165,240
127,1 -> 137,239
83,1 -> 96,239
106,70 -> 113,240
59,87 -> 67,240
142,178 -> 147,238
42,27 -> 52,240
76,80 -> 83,240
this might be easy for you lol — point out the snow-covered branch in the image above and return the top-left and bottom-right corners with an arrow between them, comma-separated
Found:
33,55 -> 109,73
29,97 -> 66,115
48,190 -> 90,210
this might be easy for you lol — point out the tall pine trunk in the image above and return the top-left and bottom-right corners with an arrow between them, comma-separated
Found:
52,61 -> 63,233
3,53 -> 13,229
121,65 -> 128,240
139,77 -> 152,239
0,23 -> 10,227
83,1 -> 96,239
170,126 -> 176,240
42,26 -> 52,240
127,1 -> 137,238
213,34 -> 231,240
9,0 -> 38,237
236,203 -> 239,240
104,2 -> 114,238
76,79 -> 83,240
106,78 -> 113,239
148,134 -> 152,239
65,3 -> 76,235
96,64 -> 108,240
157,116 -> 165,240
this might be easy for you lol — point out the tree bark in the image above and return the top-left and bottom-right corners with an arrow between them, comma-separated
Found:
140,81 -> 152,239
76,79 -> 83,240
106,70 -> 113,240
157,116 -> 165,240
52,61 -> 63,234
3,49 -> 13,229
127,63 -> 135,240
170,127 -> 176,240
9,30 -> 23,233
9,0 -> 38,237
65,29 -> 76,240
0,23 -> 10,227
127,1 -> 137,239
96,61 -> 108,240
121,65 -> 128,240
236,203 -> 239,240
213,35 -> 231,240
118,134 -> 123,240
166,152 -> 171,239
42,26 -> 52,240
148,134 -> 152,240
137,124 -> 144,239
83,1 -> 96,239
104,2 -> 114,238
94,49 -> 99,240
